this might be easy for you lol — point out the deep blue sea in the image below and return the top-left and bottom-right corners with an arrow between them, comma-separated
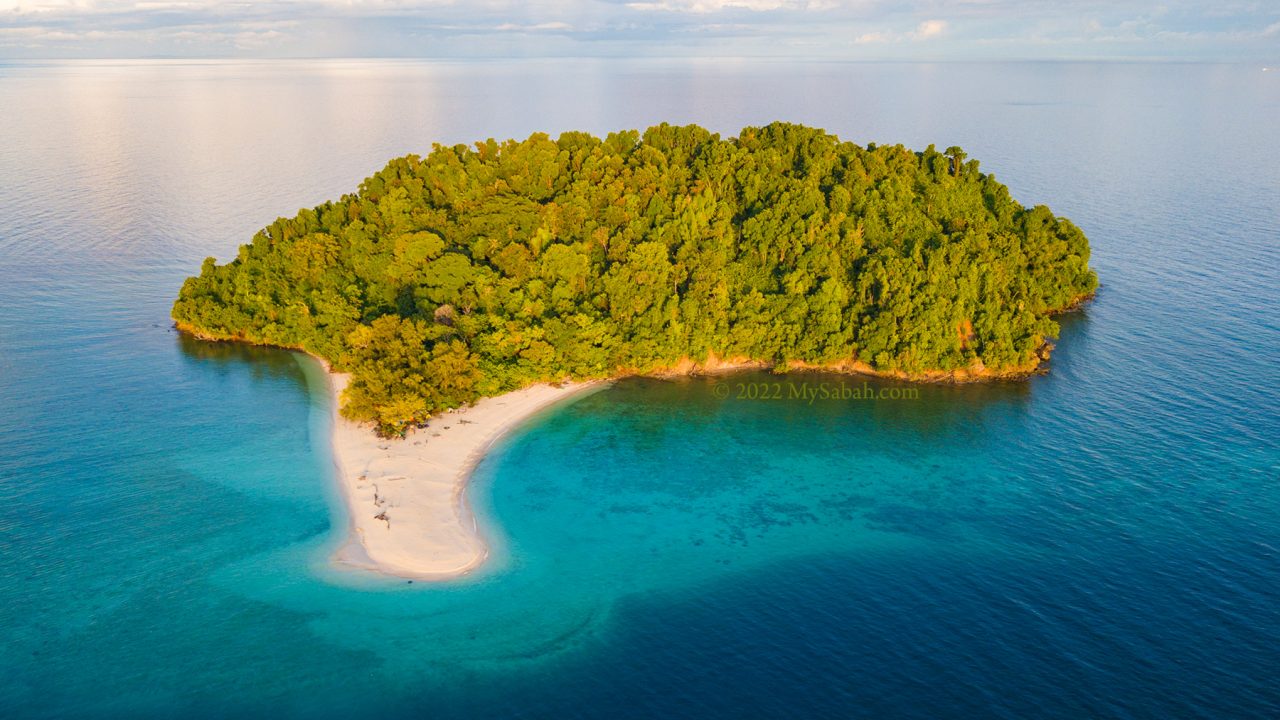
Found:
1,60 -> 1278,719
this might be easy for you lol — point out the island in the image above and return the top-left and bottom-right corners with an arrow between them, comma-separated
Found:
173,122 -> 1097,579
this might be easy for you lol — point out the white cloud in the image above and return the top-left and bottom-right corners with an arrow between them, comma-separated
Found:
625,0 -> 832,13
912,19 -> 946,39
851,18 -> 946,45
0,0 -> 1275,59
233,29 -> 286,49
494,21 -> 574,32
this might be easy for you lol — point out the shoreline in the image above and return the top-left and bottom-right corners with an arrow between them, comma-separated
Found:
175,315 -> 1089,388
321,366 -> 605,581
314,345 -> 1043,582
175,298 -> 1094,579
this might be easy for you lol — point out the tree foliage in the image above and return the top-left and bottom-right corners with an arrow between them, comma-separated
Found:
174,123 -> 1097,434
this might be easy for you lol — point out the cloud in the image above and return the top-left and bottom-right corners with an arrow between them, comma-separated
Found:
0,0 -> 1276,60
912,19 -> 945,39
494,21 -> 575,32
853,18 -> 946,45
625,0 -> 831,12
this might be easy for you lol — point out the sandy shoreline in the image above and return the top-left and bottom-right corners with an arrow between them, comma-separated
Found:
324,370 -> 604,580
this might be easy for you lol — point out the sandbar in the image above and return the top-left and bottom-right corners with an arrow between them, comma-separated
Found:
326,371 -> 603,580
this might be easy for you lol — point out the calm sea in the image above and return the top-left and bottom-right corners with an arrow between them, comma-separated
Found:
1,60 -> 1277,719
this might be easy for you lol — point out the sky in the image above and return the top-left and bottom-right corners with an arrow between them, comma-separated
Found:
0,1 -> 1276,61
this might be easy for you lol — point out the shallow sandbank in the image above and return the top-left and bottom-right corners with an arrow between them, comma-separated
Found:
325,371 -> 603,580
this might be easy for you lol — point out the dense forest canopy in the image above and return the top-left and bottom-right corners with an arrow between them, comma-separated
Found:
173,123 -> 1096,435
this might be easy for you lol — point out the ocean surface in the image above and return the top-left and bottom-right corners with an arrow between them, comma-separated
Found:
1,60 -> 1277,719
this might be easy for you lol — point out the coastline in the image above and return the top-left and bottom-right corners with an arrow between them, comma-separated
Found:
322,367 -> 605,580
174,309 -> 1091,388
316,342 -> 1048,582
176,295 -> 1093,579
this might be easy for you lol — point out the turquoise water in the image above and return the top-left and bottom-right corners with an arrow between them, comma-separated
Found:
1,60 -> 1278,718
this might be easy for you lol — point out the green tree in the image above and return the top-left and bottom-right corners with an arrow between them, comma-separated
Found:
173,123 -> 1097,431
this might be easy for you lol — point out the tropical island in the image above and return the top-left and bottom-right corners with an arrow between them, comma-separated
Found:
173,122 -> 1096,578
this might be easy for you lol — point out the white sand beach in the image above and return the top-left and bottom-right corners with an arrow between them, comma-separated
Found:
327,372 -> 603,580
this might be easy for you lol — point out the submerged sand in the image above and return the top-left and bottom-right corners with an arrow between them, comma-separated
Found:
327,372 -> 603,580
